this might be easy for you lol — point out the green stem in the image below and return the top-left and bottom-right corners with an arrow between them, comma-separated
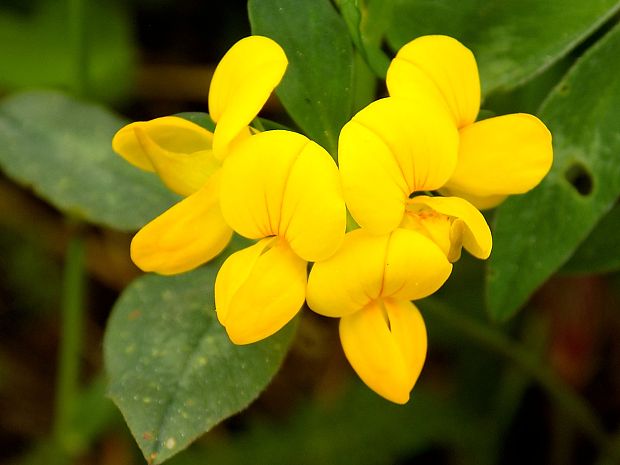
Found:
54,234 -> 86,453
420,298 -> 618,462
68,0 -> 89,95
252,117 -> 266,132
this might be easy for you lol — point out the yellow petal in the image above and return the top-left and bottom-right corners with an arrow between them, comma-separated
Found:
219,130 -> 345,260
383,227 -> 453,300
445,114 -> 553,200
112,116 -> 214,173
406,195 -> 492,260
132,126 -> 220,197
130,174 -> 232,274
339,97 -> 458,234
387,35 -> 480,128
279,138 -> 346,262
209,36 -> 288,158
439,187 -> 508,211
400,207 -> 457,261
306,228 -> 452,318
219,130 -> 306,239
215,238 -> 306,345
340,299 -> 427,404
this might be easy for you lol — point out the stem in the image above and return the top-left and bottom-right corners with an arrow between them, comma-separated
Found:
252,117 -> 266,132
54,234 -> 86,453
68,0 -> 89,95
420,298 -> 618,462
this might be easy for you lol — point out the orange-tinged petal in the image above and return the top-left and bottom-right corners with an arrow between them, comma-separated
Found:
306,228 -> 452,318
339,97 -> 458,234
445,114 -> 553,200
215,238 -> 306,345
219,130 -> 345,258
209,36 -> 288,158
340,299 -> 427,404
387,35 -> 480,128
130,174 -> 232,275
400,208 -> 457,261
112,116 -> 214,173
407,195 -> 492,260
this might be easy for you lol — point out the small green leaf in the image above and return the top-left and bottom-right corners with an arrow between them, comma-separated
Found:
386,0 -> 620,96
562,202 -> 620,275
249,0 -> 355,156
487,24 -> 620,320
104,244 -> 297,464
0,91 -> 178,231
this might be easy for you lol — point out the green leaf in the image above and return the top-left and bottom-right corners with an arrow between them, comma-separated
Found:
248,0 -> 355,156
0,91 -> 178,231
386,0 -> 620,96
0,0 -> 135,102
487,24 -> 620,320
334,0 -> 391,78
562,202 -> 620,274
104,243 -> 297,464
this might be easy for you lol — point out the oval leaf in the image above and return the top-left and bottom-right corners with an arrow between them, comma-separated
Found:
386,0 -> 620,96
0,91 -> 179,231
104,247 -> 297,464
487,24 -> 620,320
248,0 -> 355,156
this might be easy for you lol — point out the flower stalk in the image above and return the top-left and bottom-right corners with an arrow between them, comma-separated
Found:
54,231 -> 86,454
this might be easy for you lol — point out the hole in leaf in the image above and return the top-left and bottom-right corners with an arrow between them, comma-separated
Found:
564,162 -> 593,196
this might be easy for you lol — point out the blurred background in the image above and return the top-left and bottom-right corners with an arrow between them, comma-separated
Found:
1,1 -> 619,464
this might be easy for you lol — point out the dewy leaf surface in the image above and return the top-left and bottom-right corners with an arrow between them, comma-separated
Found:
0,91 -> 178,231
104,242 -> 297,464
248,0 -> 355,156
487,24 -> 620,320
386,0 -> 620,96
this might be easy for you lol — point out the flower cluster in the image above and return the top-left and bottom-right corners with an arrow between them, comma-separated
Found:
113,35 -> 552,404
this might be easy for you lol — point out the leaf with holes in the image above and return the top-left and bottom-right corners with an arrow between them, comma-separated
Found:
0,91 -> 178,231
487,24 -> 620,320
104,241 -> 297,464
248,0 -> 355,156
386,0 -> 620,96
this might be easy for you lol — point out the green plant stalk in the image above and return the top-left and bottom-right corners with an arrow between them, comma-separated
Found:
68,0 -> 89,95
421,298 -> 618,462
54,235 -> 86,454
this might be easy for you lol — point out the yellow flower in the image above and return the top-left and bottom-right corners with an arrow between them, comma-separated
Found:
111,36 -> 288,274
215,130 -> 346,345
306,228 -> 452,403
387,34 -> 553,209
338,95 -> 492,262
